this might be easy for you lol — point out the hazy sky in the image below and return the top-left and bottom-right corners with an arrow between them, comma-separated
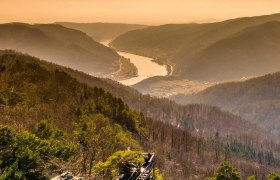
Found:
1,0 -> 280,25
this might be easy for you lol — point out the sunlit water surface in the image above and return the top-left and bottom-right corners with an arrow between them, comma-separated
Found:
101,40 -> 168,86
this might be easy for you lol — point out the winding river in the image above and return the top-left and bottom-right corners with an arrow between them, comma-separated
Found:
101,40 -> 168,86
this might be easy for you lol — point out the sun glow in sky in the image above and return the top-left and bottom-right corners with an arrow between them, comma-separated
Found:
1,0 -> 280,24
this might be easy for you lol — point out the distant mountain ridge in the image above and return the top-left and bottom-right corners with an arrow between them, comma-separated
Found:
57,22 -> 148,42
0,23 -> 120,76
111,13 -> 280,81
182,21 -> 280,81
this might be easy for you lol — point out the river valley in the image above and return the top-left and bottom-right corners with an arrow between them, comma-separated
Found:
101,40 -> 168,86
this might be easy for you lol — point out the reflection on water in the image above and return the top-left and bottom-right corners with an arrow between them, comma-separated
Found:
118,52 -> 167,85
101,40 -> 168,86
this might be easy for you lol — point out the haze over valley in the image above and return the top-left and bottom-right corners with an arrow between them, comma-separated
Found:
1,1 -> 280,179
0,23 -> 120,77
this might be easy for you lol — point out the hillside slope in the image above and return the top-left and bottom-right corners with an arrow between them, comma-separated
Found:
171,72 -> 280,136
111,13 -> 280,81
0,50 -> 148,179
40,55 -> 270,140
0,23 -> 120,76
181,21 -> 280,81
57,22 -> 148,42
1,50 -> 280,178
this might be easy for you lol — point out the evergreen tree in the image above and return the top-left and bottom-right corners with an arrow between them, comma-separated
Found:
209,161 -> 241,180
269,173 -> 280,180
0,126 -> 73,179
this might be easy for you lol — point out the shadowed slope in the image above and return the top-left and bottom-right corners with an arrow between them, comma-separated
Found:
0,23 -> 120,76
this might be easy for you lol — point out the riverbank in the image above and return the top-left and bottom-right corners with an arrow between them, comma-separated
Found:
111,57 -> 138,81
152,58 -> 175,76
101,40 -> 169,86
117,51 -> 168,86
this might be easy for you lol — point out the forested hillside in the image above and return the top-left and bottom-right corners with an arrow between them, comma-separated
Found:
35,51 -> 271,141
0,50 -> 150,179
0,51 -> 279,179
171,72 -> 280,137
0,23 -> 120,76
57,22 -> 148,42
111,13 -> 280,81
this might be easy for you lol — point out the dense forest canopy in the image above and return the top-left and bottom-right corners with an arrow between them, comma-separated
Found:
0,50 -> 279,179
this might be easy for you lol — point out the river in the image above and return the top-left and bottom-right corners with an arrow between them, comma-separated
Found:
101,40 -> 168,86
